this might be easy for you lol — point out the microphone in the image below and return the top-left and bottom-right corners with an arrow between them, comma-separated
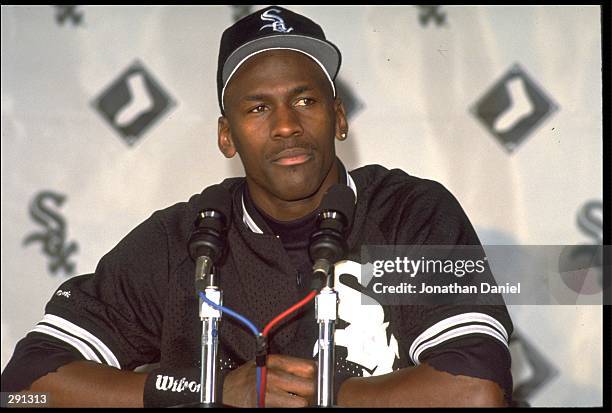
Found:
188,184 -> 232,290
186,185 -> 232,408
309,184 -> 356,288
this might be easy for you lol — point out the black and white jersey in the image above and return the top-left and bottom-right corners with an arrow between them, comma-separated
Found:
1,163 -> 513,402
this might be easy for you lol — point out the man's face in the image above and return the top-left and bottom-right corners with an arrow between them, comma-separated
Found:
219,49 -> 347,209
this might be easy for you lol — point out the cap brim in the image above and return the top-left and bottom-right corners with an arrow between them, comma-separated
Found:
222,34 -> 341,88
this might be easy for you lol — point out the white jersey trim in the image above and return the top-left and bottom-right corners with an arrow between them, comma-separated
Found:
346,171 -> 357,201
409,312 -> 509,365
242,194 -> 264,234
32,314 -> 121,368
31,325 -> 102,364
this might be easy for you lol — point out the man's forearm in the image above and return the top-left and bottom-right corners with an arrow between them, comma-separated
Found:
336,362 -> 507,407
25,360 -> 147,407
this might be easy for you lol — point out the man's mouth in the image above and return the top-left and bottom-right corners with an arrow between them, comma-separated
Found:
271,148 -> 313,166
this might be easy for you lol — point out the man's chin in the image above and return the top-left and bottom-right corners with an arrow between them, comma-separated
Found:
272,175 -> 328,202
274,185 -> 319,203
269,169 -> 324,201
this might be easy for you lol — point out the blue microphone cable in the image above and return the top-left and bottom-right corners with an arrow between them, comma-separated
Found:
198,291 -> 263,407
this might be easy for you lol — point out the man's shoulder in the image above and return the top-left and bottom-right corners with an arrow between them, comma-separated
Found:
156,177 -> 244,218
142,177 -> 245,244
348,164 -> 477,245
349,163 -> 452,204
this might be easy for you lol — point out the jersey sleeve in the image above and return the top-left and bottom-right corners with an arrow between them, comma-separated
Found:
1,211 -> 170,391
377,174 -> 514,388
422,335 -> 513,405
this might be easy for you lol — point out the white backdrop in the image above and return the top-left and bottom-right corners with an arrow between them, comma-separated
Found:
1,5 -> 603,406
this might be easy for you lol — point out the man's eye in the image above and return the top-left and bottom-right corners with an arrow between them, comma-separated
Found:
249,105 -> 267,113
295,98 -> 314,107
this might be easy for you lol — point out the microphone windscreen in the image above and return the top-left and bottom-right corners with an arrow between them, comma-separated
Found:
188,184 -> 232,262
197,184 -> 232,219
320,184 -> 356,223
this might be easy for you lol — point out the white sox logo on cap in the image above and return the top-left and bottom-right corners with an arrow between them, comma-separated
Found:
260,8 -> 294,33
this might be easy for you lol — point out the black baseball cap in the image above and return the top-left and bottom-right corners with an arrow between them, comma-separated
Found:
217,6 -> 342,114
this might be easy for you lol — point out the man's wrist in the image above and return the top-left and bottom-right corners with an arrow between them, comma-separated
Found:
143,367 -> 200,408
333,370 -> 355,406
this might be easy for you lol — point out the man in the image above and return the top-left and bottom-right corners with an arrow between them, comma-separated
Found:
1,6 -> 513,407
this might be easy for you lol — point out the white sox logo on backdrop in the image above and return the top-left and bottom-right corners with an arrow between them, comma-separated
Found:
91,61 -> 176,146
54,5 -> 84,27
470,63 -> 558,154
260,9 -> 294,33
509,331 -> 558,406
417,5 -> 447,27
557,200 -> 604,296
231,5 -> 254,22
336,79 -> 365,121
23,191 -> 78,276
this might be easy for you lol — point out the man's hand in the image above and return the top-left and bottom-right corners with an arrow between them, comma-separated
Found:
222,354 -> 316,407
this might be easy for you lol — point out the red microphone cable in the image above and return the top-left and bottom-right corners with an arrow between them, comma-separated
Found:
258,289 -> 318,408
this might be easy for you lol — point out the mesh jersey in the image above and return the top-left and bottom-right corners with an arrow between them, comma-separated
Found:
1,163 -> 513,402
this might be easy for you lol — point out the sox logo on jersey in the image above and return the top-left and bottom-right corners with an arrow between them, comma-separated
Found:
313,260 -> 400,376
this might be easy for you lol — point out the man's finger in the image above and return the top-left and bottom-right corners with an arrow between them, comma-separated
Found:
265,387 -> 310,408
266,365 -> 316,398
267,354 -> 316,378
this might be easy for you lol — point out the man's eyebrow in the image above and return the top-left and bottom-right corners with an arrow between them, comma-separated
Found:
242,94 -> 266,102
290,85 -> 313,95
241,85 -> 314,102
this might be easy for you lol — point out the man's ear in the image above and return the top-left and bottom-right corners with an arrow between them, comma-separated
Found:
334,97 -> 349,141
218,116 -> 237,158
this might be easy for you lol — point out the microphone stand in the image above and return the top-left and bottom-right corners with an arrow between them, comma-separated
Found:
176,186 -> 232,408
172,255 -> 224,409
186,255 -> 223,408
314,261 -> 339,408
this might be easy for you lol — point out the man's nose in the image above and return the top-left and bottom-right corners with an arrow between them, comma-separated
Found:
270,105 -> 303,139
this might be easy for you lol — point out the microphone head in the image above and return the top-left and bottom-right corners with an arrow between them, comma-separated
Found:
308,184 -> 355,267
319,184 -> 356,229
188,184 -> 232,263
